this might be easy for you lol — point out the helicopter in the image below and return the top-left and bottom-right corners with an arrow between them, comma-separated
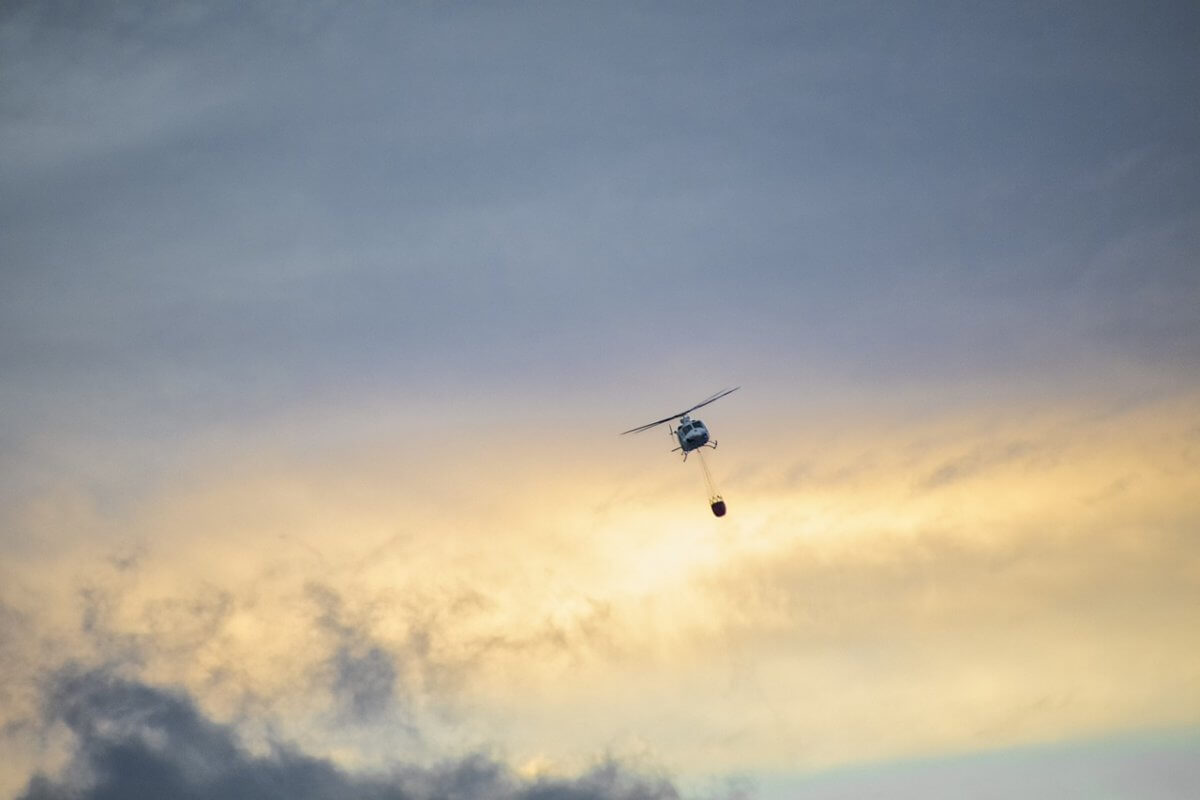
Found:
621,387 -> 739,516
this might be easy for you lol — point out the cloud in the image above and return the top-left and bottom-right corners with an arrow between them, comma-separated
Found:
917,439 -> 1040,490
3,5 -> 1199,793
3,391 -> 1198,784
19,667 -> 684,800
5,0 -> 1195,434
307,583 -> 401,724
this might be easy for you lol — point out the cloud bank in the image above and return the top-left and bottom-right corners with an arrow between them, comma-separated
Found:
18,668 -> 682,800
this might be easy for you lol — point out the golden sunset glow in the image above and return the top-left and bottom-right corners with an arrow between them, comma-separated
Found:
3,4 -> 1199,798
4,389 -> 1197,795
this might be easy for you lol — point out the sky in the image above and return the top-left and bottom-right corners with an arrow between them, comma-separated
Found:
2,1 -> 1199,798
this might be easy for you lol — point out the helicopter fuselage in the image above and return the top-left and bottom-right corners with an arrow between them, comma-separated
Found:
674,415 -> 710,452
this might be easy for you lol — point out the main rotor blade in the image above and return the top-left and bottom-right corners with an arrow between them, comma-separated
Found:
682,386 -> 739,416
621,414 -> 681,435
620,387 -> 740,435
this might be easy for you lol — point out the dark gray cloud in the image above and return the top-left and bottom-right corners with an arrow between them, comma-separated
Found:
19,667 -> 683,800
308,584 -> 402,724
330,643 -> 398,723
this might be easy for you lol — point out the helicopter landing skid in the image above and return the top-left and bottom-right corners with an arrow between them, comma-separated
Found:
674,440 -> 718,461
